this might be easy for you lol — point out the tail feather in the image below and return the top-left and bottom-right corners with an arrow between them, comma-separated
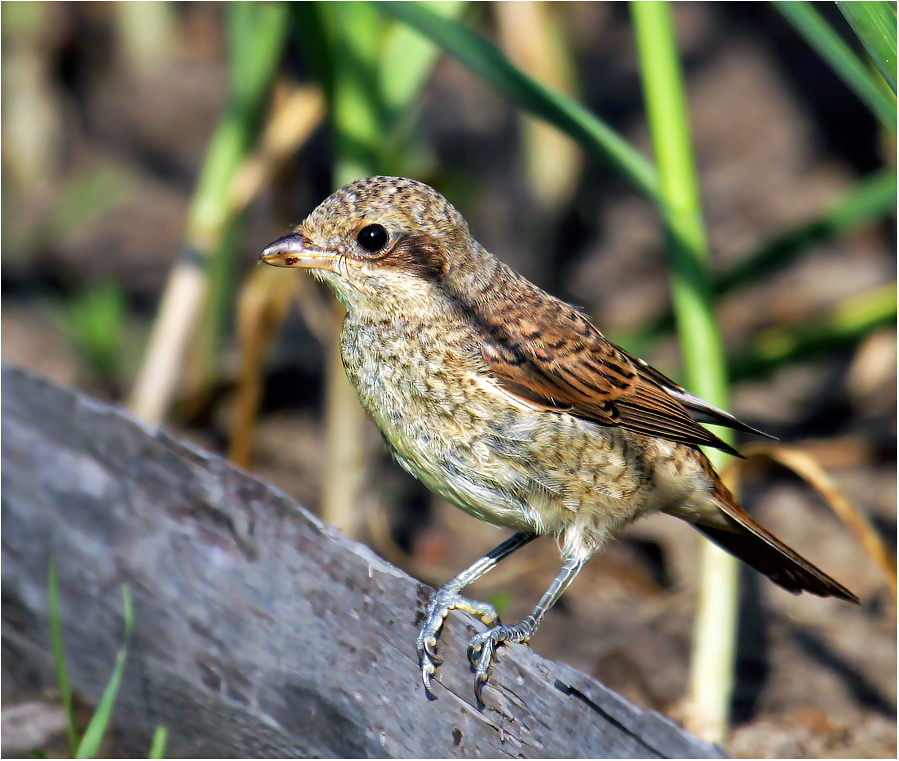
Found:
696,469 -> 860,604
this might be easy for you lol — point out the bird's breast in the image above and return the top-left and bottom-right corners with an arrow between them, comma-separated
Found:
339,315 -> 489,454
337,314 -> 665,544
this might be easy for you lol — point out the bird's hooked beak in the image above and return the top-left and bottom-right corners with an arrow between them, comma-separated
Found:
259,232 -> 340,271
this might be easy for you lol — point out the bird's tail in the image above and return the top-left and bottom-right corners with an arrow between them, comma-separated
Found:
693,468 -> 860,603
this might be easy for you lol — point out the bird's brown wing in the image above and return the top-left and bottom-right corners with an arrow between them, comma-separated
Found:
475,293 -> 743,455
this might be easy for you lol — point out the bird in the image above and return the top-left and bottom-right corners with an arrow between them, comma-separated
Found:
260,175 -> 859,702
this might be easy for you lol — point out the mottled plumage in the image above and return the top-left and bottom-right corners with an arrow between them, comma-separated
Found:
261,176 -> 859,701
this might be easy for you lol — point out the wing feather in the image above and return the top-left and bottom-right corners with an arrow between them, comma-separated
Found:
472,287 -> 765,455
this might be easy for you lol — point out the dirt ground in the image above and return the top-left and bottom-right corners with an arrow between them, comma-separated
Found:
2,3 -> 895,758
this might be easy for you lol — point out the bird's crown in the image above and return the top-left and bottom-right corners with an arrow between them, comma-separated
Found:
302,176 -> 471,261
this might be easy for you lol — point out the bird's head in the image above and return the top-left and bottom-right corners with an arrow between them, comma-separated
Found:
260,176 -> 485,315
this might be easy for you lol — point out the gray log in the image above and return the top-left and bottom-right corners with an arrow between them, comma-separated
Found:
1,364 -> 725,758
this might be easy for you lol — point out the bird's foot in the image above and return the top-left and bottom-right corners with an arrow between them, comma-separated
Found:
467,615 -> 537,704
417,586 -> 500,699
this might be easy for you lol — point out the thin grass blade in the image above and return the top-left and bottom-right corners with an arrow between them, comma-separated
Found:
128,1 -> 289,425
188,1 -> 290,241
717,168 -> 898,294
48,559 -> 79,756
374,0 -> 659,199
74,586 -> 134,759
628,167 -> 897,346
776,1 -> 897,133
838,1 -> 897,93
149,725 -> 168,759
319,2 -> 385,184
730,281 -> 897,381
379,1 -> 466,123
495,1 -> 583,214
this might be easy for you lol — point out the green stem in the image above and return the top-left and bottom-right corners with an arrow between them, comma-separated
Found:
193,2 -> 290,373
129,1 -> 287,423
632,1 -> 737,744
632,2 -> 730,415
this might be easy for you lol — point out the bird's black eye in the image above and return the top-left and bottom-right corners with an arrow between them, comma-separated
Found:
356,224 -> 389,253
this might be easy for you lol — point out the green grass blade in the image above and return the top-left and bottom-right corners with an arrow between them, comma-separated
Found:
74,586 -> 134,759
378,1 -> 467,169
380,1 -> 466,122
730,282 -> 897,381
227,2 -> 291,110
776,1 -> 897,133
149,725 -> 168,759
311,1 -> 466,179
718,167 -> 897,293
318,2 -> 386,185
195,1 -> 290,363
628,167 -> 898,345
374,0 -> 659,200
129,1 -> 288,424
838,1 -> 897,93
190,2 -> 289,237
48,559 -> 80,756
632,1 -> 737,744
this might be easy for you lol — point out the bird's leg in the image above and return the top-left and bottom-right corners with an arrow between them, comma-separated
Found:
417,531 -> 536,698
467,555 -> 587,703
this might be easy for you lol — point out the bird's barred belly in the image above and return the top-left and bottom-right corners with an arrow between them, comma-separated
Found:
340,320 -> 662,557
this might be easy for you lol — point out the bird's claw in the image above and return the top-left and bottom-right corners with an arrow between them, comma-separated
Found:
420,653 -> 438,699
422,637 -> 442,664
468,635 -> 496,705
416,586 -> 500,698
466,616 -> 538,703
417,631 -> 442,699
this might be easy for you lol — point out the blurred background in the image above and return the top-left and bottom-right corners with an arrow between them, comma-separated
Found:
2,2 -> 895,757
